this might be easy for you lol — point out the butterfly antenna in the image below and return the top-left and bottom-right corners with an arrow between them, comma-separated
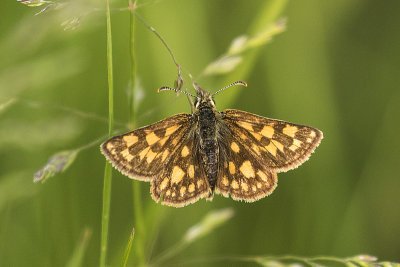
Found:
132,9 -> 180,70
131,7 -> 194,86
158,87 -> 196,98
212,81 -> 247,96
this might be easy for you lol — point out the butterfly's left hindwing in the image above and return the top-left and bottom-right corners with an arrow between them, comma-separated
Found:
215,131 -> 278,202
101,113 -> 192,181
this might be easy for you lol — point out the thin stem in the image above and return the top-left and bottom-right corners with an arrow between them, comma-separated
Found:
128,1 -> 146,266
128,0 -> 137,130
132,9 -> 180,70
121,228 -> 135,267
150,241 -> 187,266
100,0 -> 114,266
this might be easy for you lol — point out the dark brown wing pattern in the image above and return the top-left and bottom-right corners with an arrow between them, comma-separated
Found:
215,134 -> 278,202
151,133 -> 211,207
213,109 -> 323,202
101,113 -> 192,181
222,109 -> 323,173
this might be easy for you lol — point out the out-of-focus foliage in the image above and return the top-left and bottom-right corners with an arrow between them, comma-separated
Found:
1,0 -> 400,266
34,149 -> 78,183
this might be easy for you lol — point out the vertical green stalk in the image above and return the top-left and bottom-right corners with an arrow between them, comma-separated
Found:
128,1 -> 145,265
128,1 -> 137,130
100,0 -> 114,266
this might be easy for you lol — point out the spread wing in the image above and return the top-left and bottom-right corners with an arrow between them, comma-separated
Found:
151,131 -> 211,207
221,109 -> 323,173
101,113 -> 192,181
215,133 -> 278,202
214,109 -> 322,202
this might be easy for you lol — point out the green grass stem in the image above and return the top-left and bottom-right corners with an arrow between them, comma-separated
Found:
121,228 -> 135,267
100,0 -> 114,266
129,2 -> 146,265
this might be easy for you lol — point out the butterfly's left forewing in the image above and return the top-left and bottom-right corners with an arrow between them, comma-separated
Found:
214,109 -> 322,202
222,109 -> 323,173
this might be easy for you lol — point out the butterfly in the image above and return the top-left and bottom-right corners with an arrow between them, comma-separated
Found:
101,81 -> 323,207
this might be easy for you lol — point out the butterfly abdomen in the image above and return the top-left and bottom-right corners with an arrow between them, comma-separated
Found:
197,106 -> 219,191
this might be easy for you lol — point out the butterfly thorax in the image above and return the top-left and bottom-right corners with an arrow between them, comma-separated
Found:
194,95 -> 220,192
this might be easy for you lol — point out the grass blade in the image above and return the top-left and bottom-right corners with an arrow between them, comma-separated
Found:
66,228 -> 92,267
100,0 -> 114,266
121,228 -> 135,267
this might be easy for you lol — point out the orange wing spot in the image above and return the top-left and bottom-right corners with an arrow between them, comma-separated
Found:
197,180 -> 204,188
282,125 -> 298,138
236,121 -> 253,132
146,132 -> 160,146
239,160 -> 255,178
229,162 -> 236,174
188,165 -> 195,178
293,139 -> 303,146
271,140 -> 284,152
180,186 -> 187,196
121,148 -> 133,162
171,137 -> 179,146
188,183 -> 195,193
106,142 -> 115,154
230,142 -> 240,153
159,137 -> 169,147
289,139 -> 303,151
257,170 -> 270,187
160,178 -> 169,190
250,131 -> 263,141
165,125 -> 179,136
260,125 -> 274,138
265,142 -> 277,156
231,180 -> 239,189
241,182 -> 249,192
139,147 -> 150,161
165,189 -> 171,196
221,176 -> 229,186
252,144 -> 261,155
161,149 -> 170,162
146,149 -> 157,164
171,166 -> 185,184
181,146 -> 190,157
123,135 -> 138,147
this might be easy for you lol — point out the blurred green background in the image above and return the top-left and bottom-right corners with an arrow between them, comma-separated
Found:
1,0 -> 400,266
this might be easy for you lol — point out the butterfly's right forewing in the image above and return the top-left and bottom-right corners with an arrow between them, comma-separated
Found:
101,113 -> 192,181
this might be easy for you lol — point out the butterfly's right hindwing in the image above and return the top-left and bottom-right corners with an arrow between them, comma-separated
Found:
151,132 -> 211,207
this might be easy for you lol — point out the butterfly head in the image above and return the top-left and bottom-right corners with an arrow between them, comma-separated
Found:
158,81 -> 247,112
193,83 -> 216,109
